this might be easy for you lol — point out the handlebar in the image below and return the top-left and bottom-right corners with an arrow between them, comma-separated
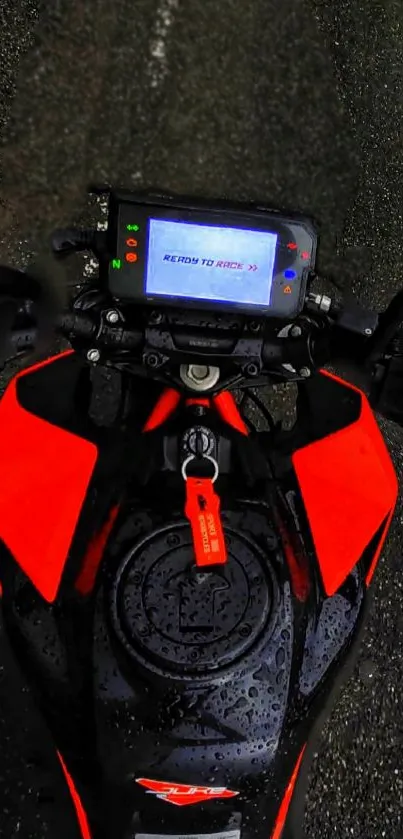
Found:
2,297 -> 380,374
2,247 -> 403,424
6,297 -> 403,429
53,305 -> 371,388
59,311 -> 317,372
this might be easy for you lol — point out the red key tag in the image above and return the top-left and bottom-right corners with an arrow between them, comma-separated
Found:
185,476 -> 227,567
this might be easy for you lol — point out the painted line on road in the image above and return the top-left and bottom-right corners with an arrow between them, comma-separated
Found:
148,0 -> 180,90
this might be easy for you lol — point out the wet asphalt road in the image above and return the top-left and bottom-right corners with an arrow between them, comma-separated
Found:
1,1 -> 403,836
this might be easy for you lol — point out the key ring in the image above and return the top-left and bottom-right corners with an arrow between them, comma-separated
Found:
181,454 -> 219,484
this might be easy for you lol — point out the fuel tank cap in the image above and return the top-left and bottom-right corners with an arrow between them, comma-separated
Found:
109,521 -> 277,677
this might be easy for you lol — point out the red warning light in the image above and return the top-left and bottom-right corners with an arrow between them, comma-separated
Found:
287,242 -> 298,251
126,237 -> 138,247
301,250 -> 310,260
126,252 -> 138,263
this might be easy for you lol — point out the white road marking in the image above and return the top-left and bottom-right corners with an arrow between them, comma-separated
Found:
82,2 -> 180,280
148,0 -> 179,89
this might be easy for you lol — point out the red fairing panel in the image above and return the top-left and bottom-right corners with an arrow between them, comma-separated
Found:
270,746 -> 306,839
293,372 -> 398,596
0,354 -> 98,602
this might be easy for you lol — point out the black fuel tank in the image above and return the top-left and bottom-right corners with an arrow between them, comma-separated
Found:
90,503 -> 364,839
1,500 -> 366,839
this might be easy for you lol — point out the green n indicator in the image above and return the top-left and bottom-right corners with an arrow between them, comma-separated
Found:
111,259 -> 121,269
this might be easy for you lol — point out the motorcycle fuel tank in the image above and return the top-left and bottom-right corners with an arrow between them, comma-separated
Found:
87,502 -> 365,839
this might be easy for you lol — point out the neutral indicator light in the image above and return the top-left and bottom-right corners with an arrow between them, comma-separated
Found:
111,259 -> 121,269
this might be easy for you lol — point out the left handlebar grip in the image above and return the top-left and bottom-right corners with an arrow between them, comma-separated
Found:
57,315 -> 143,352
51,228 -> 98,257
58,312 -> 97,339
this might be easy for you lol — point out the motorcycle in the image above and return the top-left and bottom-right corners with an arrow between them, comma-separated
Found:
0,186 -> 402,839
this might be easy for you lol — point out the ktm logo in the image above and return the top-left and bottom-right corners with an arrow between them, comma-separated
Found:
136,778 -> 239,807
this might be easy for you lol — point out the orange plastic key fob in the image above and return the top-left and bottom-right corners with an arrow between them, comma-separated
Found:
185,477 -> 227,567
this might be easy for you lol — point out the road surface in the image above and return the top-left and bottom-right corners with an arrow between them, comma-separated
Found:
1,1 -> 403,836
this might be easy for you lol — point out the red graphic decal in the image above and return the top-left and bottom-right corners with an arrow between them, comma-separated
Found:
270,747 -> 306,839
212,391 -> 249,435
143,388 -> 181,432
136,778 -> 239,807
58,752 -> 92,839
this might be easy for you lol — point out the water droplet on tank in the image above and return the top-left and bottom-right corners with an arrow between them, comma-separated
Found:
276,648 -> 285,667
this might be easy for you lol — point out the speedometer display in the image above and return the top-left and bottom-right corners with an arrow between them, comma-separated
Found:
146,219 -> 278,308
107,191 -> 317,319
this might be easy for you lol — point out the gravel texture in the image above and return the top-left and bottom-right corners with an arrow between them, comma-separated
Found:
1,1 -> 403,837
